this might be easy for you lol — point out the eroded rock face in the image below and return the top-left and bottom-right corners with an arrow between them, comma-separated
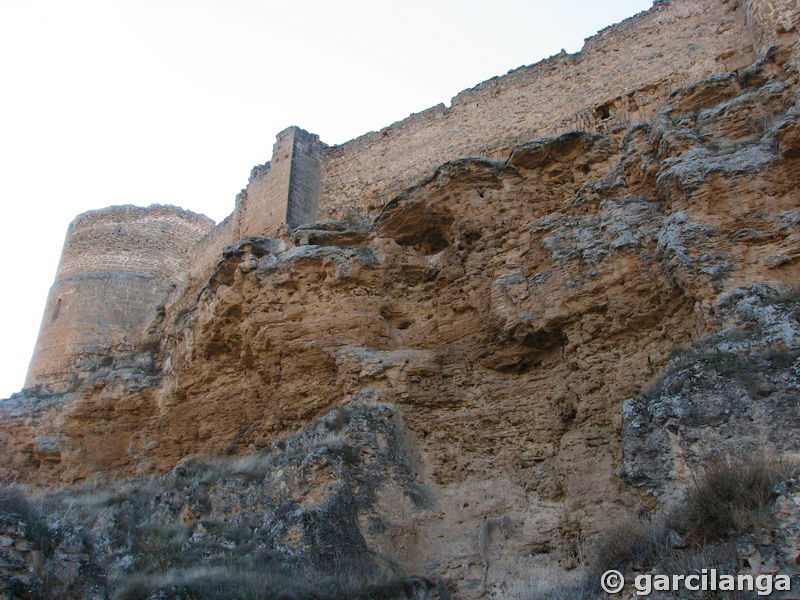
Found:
622,285 -> 800,505
765,475 -> 800,576
37,402 -> 442,600
0,487 -> 107,600
2,48 -> 800,598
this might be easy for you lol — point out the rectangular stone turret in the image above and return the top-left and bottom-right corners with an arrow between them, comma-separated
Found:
239,126 -> 325,236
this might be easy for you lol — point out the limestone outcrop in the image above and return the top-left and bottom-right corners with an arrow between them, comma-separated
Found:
0,487 -> 108,600
622,284 -> 800,504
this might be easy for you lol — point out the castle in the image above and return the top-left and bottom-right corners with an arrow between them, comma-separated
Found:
5,1 -> 800,595
25,0 -> 797,393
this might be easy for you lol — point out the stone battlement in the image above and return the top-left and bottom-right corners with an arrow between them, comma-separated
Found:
24,0 -> 799,392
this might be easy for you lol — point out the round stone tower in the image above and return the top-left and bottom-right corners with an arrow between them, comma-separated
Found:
25,205 -> 214,393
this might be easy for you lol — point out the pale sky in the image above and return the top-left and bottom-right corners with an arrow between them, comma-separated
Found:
0,0 -> 652,399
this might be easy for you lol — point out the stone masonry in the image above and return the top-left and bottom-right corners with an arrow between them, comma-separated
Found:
25,206 -> 213,393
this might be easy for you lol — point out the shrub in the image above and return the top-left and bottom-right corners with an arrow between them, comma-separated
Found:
759,290 -> 800,306
533,453 -> 796,600
673,453 -> 793,546
0,484 -> 39,522
590,517 -> 671,576
0,484 -> 53,555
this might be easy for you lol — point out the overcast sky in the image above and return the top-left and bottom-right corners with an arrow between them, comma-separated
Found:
0,0 -> 652,399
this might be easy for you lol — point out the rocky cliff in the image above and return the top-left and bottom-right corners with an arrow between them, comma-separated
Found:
2,9 -> 800,600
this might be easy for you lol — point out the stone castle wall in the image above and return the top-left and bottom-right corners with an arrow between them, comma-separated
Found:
221,0 -> 797,235
183,127 -> 325,287
25,206 -> 213,392
738,0 -> 800,59
238,127 -> 325,237
23,0 -> 798,393
238,128 -> 292,238
184,210 -> 242,294
54,205 -> 213,281
317,0 -> 763,220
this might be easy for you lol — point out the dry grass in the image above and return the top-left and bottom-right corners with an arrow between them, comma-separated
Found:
675,453 -> 795,546
590,517 -> 671,575
0,484 -> 54,555
0,484 -> 39,522
114,565 -> 435,600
